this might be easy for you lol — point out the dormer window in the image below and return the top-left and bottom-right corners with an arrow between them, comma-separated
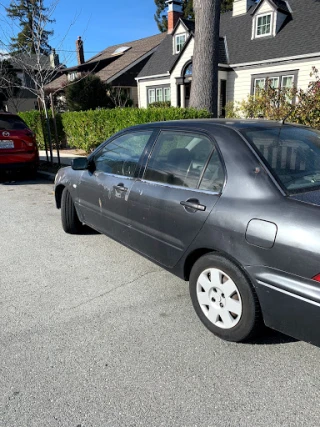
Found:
256,13 -> 272,37
175,34 -> 186,54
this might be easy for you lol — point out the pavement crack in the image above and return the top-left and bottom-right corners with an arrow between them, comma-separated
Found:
66,270 -> 158,311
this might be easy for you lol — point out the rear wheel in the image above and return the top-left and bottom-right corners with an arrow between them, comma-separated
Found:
61,188 -> 82,234
189,253 -> 262,342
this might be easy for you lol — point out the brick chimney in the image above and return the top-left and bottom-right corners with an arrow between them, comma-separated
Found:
166,0 -> 183,34
76,36 -> 85,65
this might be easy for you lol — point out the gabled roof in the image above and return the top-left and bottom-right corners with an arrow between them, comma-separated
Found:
252,0 -> 291,15
220,0 -> 320,65
85,33 -> 166,82
45,33 -> 166,91
138,19 -> 228,78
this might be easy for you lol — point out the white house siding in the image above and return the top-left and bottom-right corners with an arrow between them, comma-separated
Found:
170,38 -> 195,106
229,57 -> 320,105
137,78 -> 171,108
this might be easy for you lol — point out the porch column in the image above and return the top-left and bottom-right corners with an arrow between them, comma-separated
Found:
180,84 -> 186,108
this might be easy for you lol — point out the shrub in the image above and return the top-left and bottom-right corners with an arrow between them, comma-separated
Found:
149,101 -> 171,108
61,107 -> 211,153
19,110 -> 64,150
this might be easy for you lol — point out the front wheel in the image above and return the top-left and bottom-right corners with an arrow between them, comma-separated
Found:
189,253 -> 262,342
61,188 -> 82,234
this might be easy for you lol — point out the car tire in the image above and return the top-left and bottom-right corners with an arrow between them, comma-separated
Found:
61,188 -> 82,234
189,253 -> 262,342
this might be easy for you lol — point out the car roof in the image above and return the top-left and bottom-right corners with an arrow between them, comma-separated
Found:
125,119 -> 307,133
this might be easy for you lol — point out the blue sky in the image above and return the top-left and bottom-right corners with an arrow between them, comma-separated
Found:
0,0 -> 162,66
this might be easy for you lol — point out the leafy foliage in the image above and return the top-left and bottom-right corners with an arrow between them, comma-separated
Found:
154,0 -> 234,32
226,68 -> 320,130
65,75 -> 113,112
19,107 -> 211,152
6,0 -> 54,55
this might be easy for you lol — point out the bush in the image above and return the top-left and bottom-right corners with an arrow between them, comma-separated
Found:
61,107 -> 211,153
149,101 -> 171,108
19,110 -> 64,150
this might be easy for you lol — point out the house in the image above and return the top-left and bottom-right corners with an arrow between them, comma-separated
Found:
136,0 -> 320,115
5,50 -> 61,113
45,33 -> 166,107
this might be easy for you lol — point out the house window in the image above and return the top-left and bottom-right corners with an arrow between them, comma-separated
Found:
184,63 -> 193,76
156,88 -> 163,102
256,14 -> 272,37
268,77 -> 280,89
148,89 -> 156,104
68,72 -> 78,82
254,78 -> 266,96
147,86 -> 171,105
175,34 -> 186,54
281,75 -> 294,89
164,88 -> 171,102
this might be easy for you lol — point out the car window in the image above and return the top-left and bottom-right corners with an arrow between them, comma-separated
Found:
94,131 -> 152,177
0,115 -> 28,131
240,126 -> 320,193
199,150 -> 225,192
144,131 -> 214,189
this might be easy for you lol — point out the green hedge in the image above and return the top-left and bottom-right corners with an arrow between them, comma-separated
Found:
19,110 -> 64,150
20,107 -> 211,153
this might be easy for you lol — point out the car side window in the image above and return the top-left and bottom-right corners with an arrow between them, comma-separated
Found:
94,131 -> 152,177
199,150 -> 225,192
144,131 -> 214,189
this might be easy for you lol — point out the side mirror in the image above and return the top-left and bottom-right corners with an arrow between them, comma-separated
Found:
71,157 -> 89,170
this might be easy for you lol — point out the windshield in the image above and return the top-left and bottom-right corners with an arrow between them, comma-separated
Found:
240,125 -> 320,194
0,115 -> 28,131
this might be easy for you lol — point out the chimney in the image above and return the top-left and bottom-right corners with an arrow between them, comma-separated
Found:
76,36 -> 85,65
49,48 -> 59,68
232,0 -> 256,17
166,0 -> 183,34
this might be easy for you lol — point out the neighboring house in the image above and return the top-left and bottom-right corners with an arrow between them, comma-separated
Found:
45,33 -> 166,107
136,0 -> 320,116
5,50 -> 61,113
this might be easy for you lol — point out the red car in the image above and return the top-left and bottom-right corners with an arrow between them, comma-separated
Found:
0,112 -> 39,175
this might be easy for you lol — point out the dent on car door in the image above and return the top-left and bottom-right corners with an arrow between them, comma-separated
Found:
77,130 -> 153,241
127,130 -> 225,268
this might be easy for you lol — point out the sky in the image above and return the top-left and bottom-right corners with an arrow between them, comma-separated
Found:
0,0 -> 162,66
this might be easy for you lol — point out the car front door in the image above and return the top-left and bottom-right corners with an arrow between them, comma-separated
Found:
127,130 -> 225,268
76,130 -> 153,244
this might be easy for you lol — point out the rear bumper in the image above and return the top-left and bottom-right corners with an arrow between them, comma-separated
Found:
246,266 -> 320,345
0,152 -> 39,170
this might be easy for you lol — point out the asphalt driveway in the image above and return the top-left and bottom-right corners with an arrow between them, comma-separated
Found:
1,176 -> 320,427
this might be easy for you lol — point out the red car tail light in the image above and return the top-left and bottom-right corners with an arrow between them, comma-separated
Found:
312,273 -> 320,282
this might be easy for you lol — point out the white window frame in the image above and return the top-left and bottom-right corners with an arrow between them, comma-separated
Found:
148,88 -> 155,104
164,87 -> 171,102
175,34 -> 186,54
156,88 -> 163,102
254,78 -> 266,96
268,77 -> 280,89
281,75 -> 295,89
256,13 -> 272,38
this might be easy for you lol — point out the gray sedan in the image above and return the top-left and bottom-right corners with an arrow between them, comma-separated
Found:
54,119 -> 320,345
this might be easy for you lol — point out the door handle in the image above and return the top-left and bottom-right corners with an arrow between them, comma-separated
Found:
180,200 -> 206,211
114,184 -> 128,192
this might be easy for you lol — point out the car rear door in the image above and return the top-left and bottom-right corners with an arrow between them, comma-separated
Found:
127,130 -> 225,268
76,130 -> 153,244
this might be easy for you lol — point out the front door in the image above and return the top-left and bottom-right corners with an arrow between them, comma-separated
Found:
127,130 -> 225,268
76,130 -> 153,243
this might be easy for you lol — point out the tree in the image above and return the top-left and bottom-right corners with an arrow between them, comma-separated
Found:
6,0 -> 54,55
65,75 -> 113,111
189,0 -> 221,115
154,0 -> 233,32
0,58 -> 21,109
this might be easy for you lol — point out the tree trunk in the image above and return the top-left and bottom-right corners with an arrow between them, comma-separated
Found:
189,0 -> 221,117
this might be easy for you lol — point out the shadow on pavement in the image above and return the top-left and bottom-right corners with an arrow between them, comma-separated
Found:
0,172 -> 52,186
248,328 -> 298,345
